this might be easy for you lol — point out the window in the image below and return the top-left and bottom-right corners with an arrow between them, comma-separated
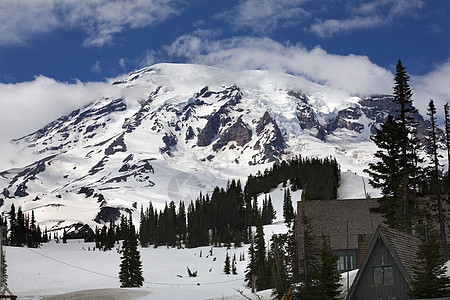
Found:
337,255 -> 354,271
372,265 -> 394,286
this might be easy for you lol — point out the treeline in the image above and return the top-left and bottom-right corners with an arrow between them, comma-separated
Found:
2,204 -> 48,248
245,156 -> 340,200
137,180 -> 276,249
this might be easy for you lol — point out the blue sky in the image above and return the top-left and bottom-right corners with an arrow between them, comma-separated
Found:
0,0 -> 448,82
0,0 -> 449,145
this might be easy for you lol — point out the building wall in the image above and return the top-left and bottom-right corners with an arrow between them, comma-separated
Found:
296,197 -> 385,276
350,237 -> 410,300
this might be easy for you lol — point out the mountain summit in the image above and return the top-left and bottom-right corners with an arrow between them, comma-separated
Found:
0,63 -> 426,234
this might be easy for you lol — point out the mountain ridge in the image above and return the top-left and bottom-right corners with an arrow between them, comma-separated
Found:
0,63 -> 427,234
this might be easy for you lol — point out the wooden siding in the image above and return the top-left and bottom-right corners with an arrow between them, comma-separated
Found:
350,236 -> 410,300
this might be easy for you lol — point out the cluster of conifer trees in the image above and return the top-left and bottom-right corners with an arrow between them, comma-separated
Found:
2,204 -> 48,248
245,156 -> 340,200
365,60 -> 450,297
137,180 -> 277,249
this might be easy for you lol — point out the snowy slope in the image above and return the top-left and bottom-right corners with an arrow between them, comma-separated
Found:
0,63 -> 416,233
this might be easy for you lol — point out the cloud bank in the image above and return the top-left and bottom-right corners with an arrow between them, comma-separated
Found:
0,0 -> 184,47
166,35 -> 394,96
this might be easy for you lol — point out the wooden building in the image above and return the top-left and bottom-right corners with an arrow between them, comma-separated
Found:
348,225 -> 421,300
296,196 -> 384,273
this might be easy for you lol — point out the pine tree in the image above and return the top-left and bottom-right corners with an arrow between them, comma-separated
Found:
410,229 -> 450,298
119,215 -> 144,287
283,188 -> 294,224
313,237 -> 342,299
425,99 -> 447,259
224,251 -> 231,274
392,59 -> 420,233
245,240 -> 256,287
232,253 -> 238,275
444,103 -> 450,192
270,233 -> 291,300
365,115 -> 405,229
297,209 -> 319,299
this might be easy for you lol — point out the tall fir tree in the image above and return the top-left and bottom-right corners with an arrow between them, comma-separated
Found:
425,99 -> 447,259
119,215 -> 144,287
365,115 -> 405,229
283,188 -> 294,224
312,237 -> 342,299
365,60 -> 420,233
297,209 -> 320,299
245,240 -> 256,287
444,103 -> 450,192
410,228 -> 450,298
392,59 -> 420,233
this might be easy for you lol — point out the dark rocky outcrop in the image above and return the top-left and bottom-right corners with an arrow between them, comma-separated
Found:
94,206 -> 132,223
212,117 -> 252,151
253,112 -> 285,163
105,134 -> 127,156
197,86 -> 242,147
160,132 -> 178,155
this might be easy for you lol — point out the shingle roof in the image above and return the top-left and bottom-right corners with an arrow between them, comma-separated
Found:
379,225 -> 421,282
298,198 -> 384,250
348,225 -> 422,299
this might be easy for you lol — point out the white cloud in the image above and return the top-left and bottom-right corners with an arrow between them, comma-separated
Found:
0,0 -> 185,47
216,0 -> 309,33
308,0 -> 425,37
91,61 -> 102,73
412,59 -> 450,121
0,76 -> 118,144
165,35 -> 394,96
309,16 -> 385,38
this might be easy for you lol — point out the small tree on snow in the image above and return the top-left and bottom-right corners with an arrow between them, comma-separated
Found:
119,215 -> 144,287
224,251 -> 231,274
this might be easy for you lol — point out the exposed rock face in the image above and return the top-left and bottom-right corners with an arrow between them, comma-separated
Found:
212,117 -> 252,151
197,86 -> 242,147
94,206 -> 132,223
185,126 -> 195,140
105,133 -> 127,155
253,112 -> 285,163
335,106 -> 364,133
160,132 -> 178,155
122,87 -> 161,133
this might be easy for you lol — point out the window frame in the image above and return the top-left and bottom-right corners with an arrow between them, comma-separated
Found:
372,265 -> 394,286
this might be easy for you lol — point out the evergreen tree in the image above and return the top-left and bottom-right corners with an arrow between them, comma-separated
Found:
62,229 -> 67,244
283,188 -> 294,224
313,237 -> 342,299
119,215 -> 144,287
270,233 -> 291,300
365,115 -> 405,229
232,253 -> 237,275
245,241 -> 256,287
297,209 -> 319,299
139,205 -> 149,247
425,99 -> 447,259
8,204 -> 15,246
224,251 -> 231,274
392,59 -> 420,233
410,229 -> 450,298
444,103 -> 450,192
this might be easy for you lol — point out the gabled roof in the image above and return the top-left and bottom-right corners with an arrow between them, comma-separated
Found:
348,225 -> 421,297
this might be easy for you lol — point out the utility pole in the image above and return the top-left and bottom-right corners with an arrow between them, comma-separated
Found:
0,226 -> 15,299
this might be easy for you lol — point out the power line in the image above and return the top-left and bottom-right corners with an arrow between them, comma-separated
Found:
23,247 -> 245,287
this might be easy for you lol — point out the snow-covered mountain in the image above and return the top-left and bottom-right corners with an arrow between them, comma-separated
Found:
0,63 -> 426,234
